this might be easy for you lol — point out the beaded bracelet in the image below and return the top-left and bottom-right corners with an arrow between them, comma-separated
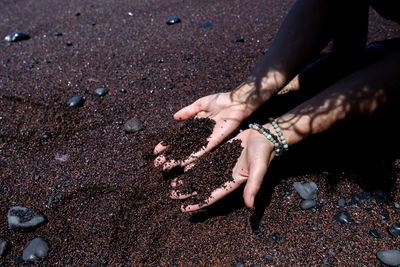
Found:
249,123 -> 284,156
271,120 -> 289,151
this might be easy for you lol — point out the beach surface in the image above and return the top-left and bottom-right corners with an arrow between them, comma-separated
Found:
1,0 -> 400,265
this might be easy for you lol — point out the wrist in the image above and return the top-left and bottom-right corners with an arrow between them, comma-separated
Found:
232,70 -> 287,113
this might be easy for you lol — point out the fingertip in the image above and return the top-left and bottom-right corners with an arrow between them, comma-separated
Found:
244,194 -> 255,209
154,143 -> 167,154
154,155 -> 166,167
162,160 -> 178,171
181,204 -> 200,212
173,108 -> 189,121
170,190 -> 180,199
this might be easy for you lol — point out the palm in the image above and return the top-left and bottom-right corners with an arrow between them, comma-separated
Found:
179,129 -> 274,212
154,92 -> 251,169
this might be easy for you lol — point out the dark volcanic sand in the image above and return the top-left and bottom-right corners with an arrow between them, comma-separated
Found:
160,117 -> 215,163
176,139 -> 243,207
1,0 -> 400,265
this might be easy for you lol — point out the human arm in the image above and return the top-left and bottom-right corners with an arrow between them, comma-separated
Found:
154,0 -> 365,169
180,48 -> 400,211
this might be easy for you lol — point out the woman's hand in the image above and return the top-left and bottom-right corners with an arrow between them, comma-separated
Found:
172,128 -> 275,212
154,91 -> 260,170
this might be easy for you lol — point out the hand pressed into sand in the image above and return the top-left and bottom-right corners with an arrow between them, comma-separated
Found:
171,129 -> 275,212
153,92 -> 253,170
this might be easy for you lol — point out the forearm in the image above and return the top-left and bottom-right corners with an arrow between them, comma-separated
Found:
233,0 -> 340,110
273,49 -> 400,146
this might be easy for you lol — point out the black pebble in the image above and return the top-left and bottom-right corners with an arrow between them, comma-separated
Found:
201,22 -> 214,28
387,224 -> 400,237
7,206 -> 45,229
272,233 -> 280,241
66,41 -> 73,46
300,199 -> 317,210
4,32 -> 30,42
166,16 -> 181,25
370,229 -> 381,238
13,256 -> 23,264
377,250 -> 400,266
2,58 -> 10,63
75,12 -> 80,16
53,32 -> 63,36
334,211 -> 355,225
265,254 -> 274,264
0,241 -> 7,257
42,132 -> 51,139
373,189 -> 385,204
94,87 -> 108,96
124,118 -> 144,133
337,198 -> 346,207
380,209 -> 390,221
236,35 -> 244,42
234,259 -> 245,267
67,96 -> 85,107
22,237 -> 49,262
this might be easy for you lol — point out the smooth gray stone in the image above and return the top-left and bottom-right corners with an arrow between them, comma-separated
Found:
67,96 -> 85,107
334,211 -> 354,225
124,117 -> 144,133
337,198 -> 346,207
377,250 -> 400,266
7,206 -> 45,228
4,32 -> 30,42
0,240 -> 7,257
300,199 -> 317,210
94,87 -> 108,96
22,237 -> 49,262
293,181 -> 318,200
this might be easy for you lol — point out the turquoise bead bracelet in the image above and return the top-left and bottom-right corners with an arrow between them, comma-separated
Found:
272,120 -> 289,151
249,123 -> 284,156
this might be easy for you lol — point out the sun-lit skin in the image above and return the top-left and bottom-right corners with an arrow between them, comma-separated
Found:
154,0 -> 400,211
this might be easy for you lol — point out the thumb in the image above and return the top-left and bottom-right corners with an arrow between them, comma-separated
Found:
173,100 -> 202,121
243,152 -> 269,209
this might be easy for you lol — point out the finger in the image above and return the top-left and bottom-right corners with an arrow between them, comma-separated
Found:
170,190 -> 197,200
170,177 -> 183,188
154,155 -> 166,167
154,142 -> 168,154
179,122 -> 231,167
183,162 -> 195,172
181,176 -> 247,212
173,100 -> 202,121
243,153 -> 268,209
162,159 -> 180,171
